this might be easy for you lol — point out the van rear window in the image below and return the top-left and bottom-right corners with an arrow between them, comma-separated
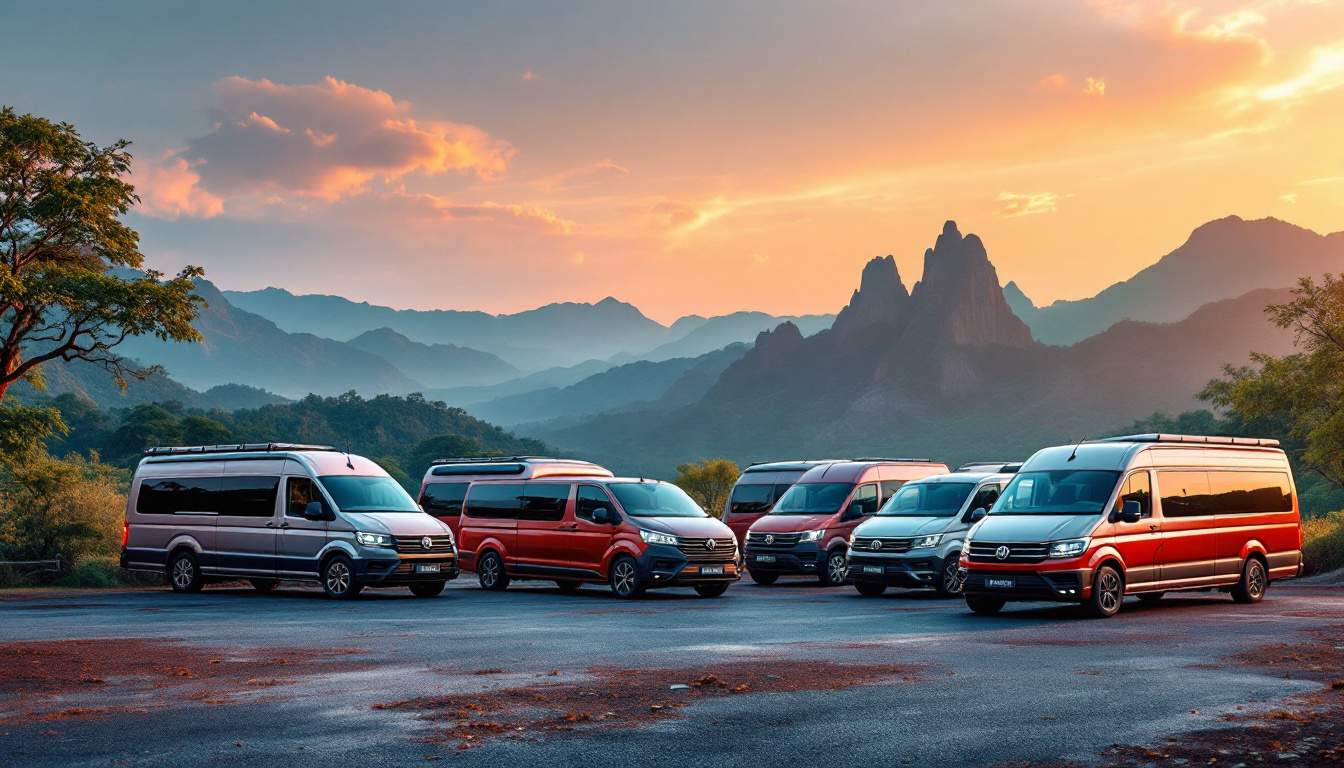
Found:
137,476 -> 221,515
421,482 -> 469,517
465,484 -> 523,519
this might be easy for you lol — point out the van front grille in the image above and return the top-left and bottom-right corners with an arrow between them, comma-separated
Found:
677,537 -> 736,563
967,541 -> 1049,564
394,535 -> 455,554
745,532 -> 801,550
850,536 -> 913,554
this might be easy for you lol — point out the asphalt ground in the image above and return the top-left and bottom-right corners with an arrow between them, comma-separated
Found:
2,577 -> 1341,767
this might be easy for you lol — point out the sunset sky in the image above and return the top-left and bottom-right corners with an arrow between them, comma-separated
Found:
4,0 -> 1343,322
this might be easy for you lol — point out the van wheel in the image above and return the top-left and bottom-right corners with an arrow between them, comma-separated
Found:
749,570 -> 778,586
1137,592 -> 1164,604
249,578 -> 278,594
322,555 -> 363,599
476,551 -> 509,591
855,582 -> 886,597
608,556 -> 645,599
1231,557 -> 1267,604
694,582 -> 729,598
409,581 -> 446,598
1084,565 -> 1124,618
819,549 -> 848,586
168,551 -> 203,593
966,595 -> 1005,615
935,554 -> 963,597
555,580 -> 582,594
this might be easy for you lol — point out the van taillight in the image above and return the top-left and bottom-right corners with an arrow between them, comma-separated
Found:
121,521 -> 129,549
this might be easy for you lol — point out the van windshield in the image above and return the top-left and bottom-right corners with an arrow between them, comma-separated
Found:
608,482 -> 707,518
319,475 -> 422,513
878,482 -> 975,517
993,471 -> 1120,515
770,483 -> 853,515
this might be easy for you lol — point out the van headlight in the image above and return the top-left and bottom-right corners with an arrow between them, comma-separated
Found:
1047,539 -> 1088,559
355,531 -> 394,547
798,529 -> 825,543
960,540 -> 972,557
911,534 -> 942,549
639,529 -> 679,546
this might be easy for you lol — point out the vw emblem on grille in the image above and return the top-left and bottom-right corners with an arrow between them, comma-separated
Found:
421,536 -> 433,550
870,540 -> 883,551
995,545 -> 1010,560
705,538 -> 717,551
764,534 -> 775,545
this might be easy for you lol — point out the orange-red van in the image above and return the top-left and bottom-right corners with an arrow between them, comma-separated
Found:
418,456 -> 612,535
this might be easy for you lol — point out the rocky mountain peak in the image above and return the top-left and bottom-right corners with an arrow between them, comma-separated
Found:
832,255 -> 911,335
905,221 -> 1034,348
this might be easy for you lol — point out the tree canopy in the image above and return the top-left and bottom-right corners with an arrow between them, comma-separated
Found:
674,458 -> 740,517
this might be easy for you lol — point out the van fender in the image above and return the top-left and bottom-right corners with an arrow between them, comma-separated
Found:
935,538 -> 964,563
602,540 -> 643,576
1238,539 -> 1268,562
822,534 -> 849,555
473,536 -> 511,567
1085,544 -> 1127,577
165,533 -> 205,557
316,540 -> 359,564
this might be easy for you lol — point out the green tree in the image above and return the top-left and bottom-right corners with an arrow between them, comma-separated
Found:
0,451 -> 127,564
674,458 -> 740,517
1202,275 -> 1344,487
0,107 -> 204,403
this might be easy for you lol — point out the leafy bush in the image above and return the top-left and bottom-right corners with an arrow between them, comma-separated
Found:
1302,511 -> 1344,576
51,556 -> 158,588
0,452 -> 129,573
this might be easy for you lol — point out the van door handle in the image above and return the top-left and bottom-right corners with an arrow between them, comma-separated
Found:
1148,524 -> 1159,531
264,521 -> 276,528
559,524 -> 578,531
279,521 -> 290,529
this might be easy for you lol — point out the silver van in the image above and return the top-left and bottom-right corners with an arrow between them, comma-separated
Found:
846,464 -> 1018,597
120,443 -> 459,599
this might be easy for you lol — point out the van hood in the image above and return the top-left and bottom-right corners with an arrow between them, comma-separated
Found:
970,514 -> 1099,543
635,516 -> 733,539
856,516 -> 953,538
748,514 -> 832,533
342,512 -> 451,536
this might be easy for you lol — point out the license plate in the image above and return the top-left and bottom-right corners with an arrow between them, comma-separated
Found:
415,563 -> 441,574
701,565 -> 724,575
755,555 -> 776,563
986,577 -> 1015,589
863,565 -> 883,575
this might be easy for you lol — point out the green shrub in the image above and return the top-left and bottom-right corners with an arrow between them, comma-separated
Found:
1302,511 -> 1344,576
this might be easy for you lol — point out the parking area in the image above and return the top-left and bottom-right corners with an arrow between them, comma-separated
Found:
2,579 -> 1342,767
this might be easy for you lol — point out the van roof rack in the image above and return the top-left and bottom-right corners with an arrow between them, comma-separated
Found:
743,460 -> 841,472
848,457 -> 938,463
144,443 -> 337,457
956,461 -> 1023,473
1097,433 -> 1281,448
428,455 -> 583,466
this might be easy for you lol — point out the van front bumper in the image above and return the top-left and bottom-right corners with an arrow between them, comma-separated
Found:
638,544 -> 740,589
846,552 -> 940,588
960,566 -> 1090,602
743,542 -> 823,575
357,554 -> 460,585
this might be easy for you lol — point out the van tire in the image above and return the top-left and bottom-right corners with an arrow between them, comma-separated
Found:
477,551 -> 509,591
409,581 -> 446,598
966,595 -> 1005,615
249,578 -> 278,594
555,580 -> 582,594
694,582 -> 729,598
934,554 -> 963,597
608,555 -> 645,599
855,582 -> 886,597
1136,591 -> 1164,604
322,554 -> 362,599
168,550 -> 203,593
749,570 -> 778,586
819,549 -> 848,586
1084,564 -> 1124,618
1231,557 -> 1267,604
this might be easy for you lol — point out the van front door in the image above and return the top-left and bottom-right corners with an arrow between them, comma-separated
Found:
1109,471 -> 1161,591
570,485 -> 618,576
1155,471 -> 1217,588
277,476 -> 329,578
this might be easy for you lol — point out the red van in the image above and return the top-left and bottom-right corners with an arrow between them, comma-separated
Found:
960,434 -> 1304,618
743,459 -> 949,585
418,456 -> 612,535
722,460 -> 841,546
457,477 -> 739,598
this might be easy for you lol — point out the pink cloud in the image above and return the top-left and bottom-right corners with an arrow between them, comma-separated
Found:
131,154 -> 224,219
387,192 -> 575,235
537,159 -> 630,190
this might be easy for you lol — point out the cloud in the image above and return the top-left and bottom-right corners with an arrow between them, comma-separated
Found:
1279,192 -> 1298,204
521,69 -> 539,82
648,200 -> 702,229
391,192 -> 575,235
177,75 -> 515,203
131,154 -> 224,219
536,159 -> 630,190
1037,73 -> 1070,91
1084,76 -> 1107,96
997,191 -> 1068,218
1257,41 -> 1344,102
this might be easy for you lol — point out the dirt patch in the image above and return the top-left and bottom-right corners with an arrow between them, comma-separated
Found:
0,638 -> 367,721
376,660 -> 919,749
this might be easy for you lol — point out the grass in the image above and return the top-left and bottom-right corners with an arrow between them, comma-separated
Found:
1302,511 -> 1344,576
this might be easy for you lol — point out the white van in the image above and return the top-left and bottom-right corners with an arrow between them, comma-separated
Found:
120,443 -> 458,599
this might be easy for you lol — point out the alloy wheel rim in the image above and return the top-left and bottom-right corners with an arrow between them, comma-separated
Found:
327,562 -> 350,594
1099,570 -> 1120,612
1249,562 -> 1266,598
614,562 -> 635,594
828,554 -> 846,583
481,557 -> 499,587
943,560 -> 961,593
172,558 -> 193,588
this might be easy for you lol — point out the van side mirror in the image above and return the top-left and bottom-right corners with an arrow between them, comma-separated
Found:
967,507 -> 988,523
591,507 -> 613,525
303,501 -> 327,521
1120,499 -> 1143,524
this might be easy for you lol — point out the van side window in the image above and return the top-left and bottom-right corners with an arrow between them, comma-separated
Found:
219,476 -> 280,517
969,485 -> 1000,513
465,483 -> 523,519
285,477 -> 319,518
729,484 -> 773,515
879,480 -> 905,504
1206,471 -> 1293,515
850,484 -> 880,516
421,482 -> 468,517
773,484 -> 793,503
521,483 -> 570,522
137,476 -> 220,515
577,485 -> 614,523
1114,472 -> 1152,519
1158,471 -> 1212,518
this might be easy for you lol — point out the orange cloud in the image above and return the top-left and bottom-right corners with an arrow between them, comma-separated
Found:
537,159 -> 630,190
521,69 -> 539,82
131,154 -> 224,220
393,192 -> 576,235
1037,73 -> 1070,91
997,191 -> 1067,218
1084,76 -> 1107,96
